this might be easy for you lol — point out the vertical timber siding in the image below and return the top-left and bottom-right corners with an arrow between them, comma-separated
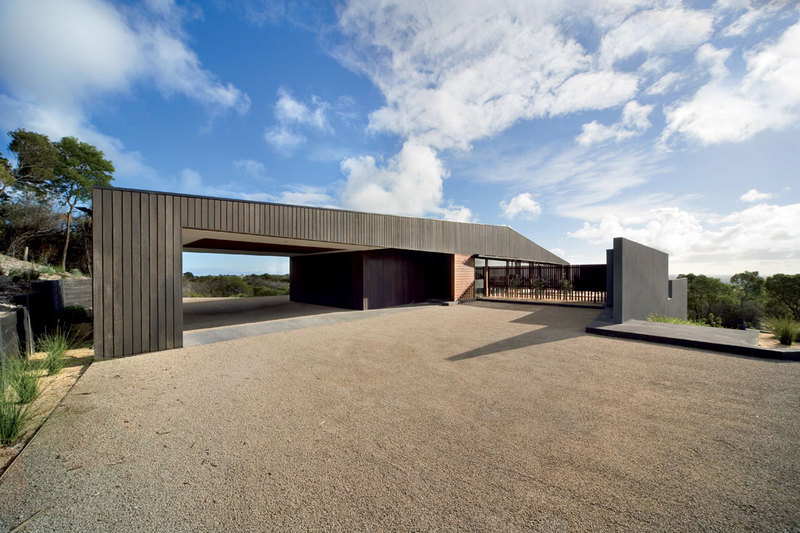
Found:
93,189 -> 182,358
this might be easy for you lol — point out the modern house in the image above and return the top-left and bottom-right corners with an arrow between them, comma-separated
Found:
91,188 -> 685,359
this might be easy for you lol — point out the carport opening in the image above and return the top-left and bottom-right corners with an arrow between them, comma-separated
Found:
181,251 -> 346,332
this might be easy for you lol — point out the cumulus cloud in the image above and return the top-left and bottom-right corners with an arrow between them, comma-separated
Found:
740,189 -> 773,202
0,0 -> 249,180
332,1 -> 663,219
577,101 -> 653,146
663,20 -> 800,145
340,141 -> 470,221
717,0 -> 798,38
265,88 -> 332,154
499,193 -> 542,221
568,202 -> 800,274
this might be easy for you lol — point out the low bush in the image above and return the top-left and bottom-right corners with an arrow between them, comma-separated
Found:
763,316 -> 799,346
647,314 -> 709,327
9,268 -> 40,282
58,305 -> 91,325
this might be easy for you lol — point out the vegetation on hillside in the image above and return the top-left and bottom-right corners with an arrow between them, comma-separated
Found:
1,129 -> 113,275
182,272 -> 290,298
678,272 -> 800,344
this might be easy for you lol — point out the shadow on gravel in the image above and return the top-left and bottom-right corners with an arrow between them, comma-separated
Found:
449,303 -> 595,361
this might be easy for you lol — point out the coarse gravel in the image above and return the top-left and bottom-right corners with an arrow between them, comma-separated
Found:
0,301 -> 798,531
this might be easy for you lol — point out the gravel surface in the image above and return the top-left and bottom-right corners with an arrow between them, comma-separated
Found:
0,301 -> 798,531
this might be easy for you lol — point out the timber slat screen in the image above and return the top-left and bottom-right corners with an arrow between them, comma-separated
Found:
476,258 -> 607,304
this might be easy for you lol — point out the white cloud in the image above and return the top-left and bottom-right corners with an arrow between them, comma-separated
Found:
717,0 -> 798,38
340,141 -> 471,221
264,128 -> 306,154
663,21 -> 800,145
179,168 -> 203,191
275,185 -> 335,207
740,189 -> 773,202
577,101 -> 653,146
265,88 -> 332,154
568,202 -> 800,275
0,0 -> 248,182
646,72 -> 684,95
0,0 -> 249,112
233,159 -> 267,179
499,193 -> 542,220
598,8 -> 714,68
332,1 -> 670,219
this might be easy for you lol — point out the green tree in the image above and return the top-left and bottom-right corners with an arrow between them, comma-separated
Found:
765,274 -> 800,321
730,271 -> 765,328
679,273 -> 737,327
5,129 -> 59,197
0,153 -> 12,197
52,136 -> 114,270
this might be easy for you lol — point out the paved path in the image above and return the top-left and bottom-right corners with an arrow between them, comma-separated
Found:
587,307 -> 800,360
1,301 -> 798,531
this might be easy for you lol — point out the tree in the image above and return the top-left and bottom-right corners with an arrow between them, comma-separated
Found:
0,153 -> 12,197
730,271 -> 765,328
52,136 -> 114,270
5,129 -> 59,197
679,273 -> 737,327
765,274 -> 800,321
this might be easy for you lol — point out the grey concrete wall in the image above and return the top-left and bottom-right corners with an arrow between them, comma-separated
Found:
611,238 -> 687,323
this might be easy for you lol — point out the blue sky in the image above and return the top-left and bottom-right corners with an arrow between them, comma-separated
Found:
1,0 -> 798,277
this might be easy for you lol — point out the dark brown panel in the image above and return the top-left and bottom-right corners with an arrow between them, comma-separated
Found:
111,190 -> 123,357
157,195 -> 166,351
130,192 -> 142,355
140,194 -> 150,352
149,194 -> 158,351
91,188 -> 104,358
122,192 -> 132,356
172,196 -> 183,346
165,195 -> 174,350
101,189 -> 113,358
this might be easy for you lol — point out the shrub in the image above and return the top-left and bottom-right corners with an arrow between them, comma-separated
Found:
37,330 -> 70,375
647,314 -> 709,327
9,268 -> 40,282
4,356 -> 41,404
69,268 -> 84,277
58,305 -> 91,325
764,316 -> 800,346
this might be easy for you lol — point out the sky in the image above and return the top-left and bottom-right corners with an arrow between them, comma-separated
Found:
0,0 -> 798,277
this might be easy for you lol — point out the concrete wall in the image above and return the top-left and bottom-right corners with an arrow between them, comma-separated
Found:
0,308 -> 33,357
610,237 -> 687,323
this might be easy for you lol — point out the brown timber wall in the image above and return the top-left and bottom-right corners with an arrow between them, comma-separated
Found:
92,189 -> 182,359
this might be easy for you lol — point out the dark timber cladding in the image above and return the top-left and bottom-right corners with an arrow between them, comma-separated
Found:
93,187 -> 566,358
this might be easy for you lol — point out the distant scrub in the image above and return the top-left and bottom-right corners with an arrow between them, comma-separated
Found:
182,273 -> 289,298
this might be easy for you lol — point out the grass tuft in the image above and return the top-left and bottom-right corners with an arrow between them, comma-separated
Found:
37,330 -> 70,375
763,316 -> 800,346
0,357 -> 36,445
4,356 -> 41,404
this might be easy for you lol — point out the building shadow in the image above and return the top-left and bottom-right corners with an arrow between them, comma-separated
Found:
448,302 -> 600,361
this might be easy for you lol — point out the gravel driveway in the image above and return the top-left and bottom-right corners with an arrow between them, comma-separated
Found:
0,302 -> 798,531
